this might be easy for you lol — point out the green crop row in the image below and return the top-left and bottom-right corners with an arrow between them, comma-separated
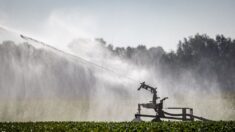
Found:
0,121 -> 234,132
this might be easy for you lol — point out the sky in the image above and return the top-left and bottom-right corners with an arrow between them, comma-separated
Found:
0,0 -> 235,51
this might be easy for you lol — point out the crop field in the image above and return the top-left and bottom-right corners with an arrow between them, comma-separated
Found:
0,121 -> 234,132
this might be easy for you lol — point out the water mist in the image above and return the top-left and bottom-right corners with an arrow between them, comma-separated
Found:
0,27 -> 234,122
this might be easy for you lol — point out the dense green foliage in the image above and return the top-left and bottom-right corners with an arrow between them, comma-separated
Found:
0,121 -> 234,132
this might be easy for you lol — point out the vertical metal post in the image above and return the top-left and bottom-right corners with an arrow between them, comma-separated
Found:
138,104 -> 141,114
190,108 -> 194,121
182,108 -> 186,121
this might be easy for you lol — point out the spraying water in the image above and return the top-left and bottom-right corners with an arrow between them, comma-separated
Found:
0,26 -> 234,121
0,26 -> 148,121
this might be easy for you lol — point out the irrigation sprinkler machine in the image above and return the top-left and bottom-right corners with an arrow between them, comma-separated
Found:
133,82 -> 210,122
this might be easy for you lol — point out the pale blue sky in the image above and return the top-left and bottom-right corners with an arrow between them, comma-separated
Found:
0,0 -> 235,50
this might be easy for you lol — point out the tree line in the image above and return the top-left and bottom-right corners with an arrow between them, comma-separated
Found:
97,34 -> 235,91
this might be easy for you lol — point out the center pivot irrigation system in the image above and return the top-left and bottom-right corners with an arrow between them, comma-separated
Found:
133,82 -> 210,122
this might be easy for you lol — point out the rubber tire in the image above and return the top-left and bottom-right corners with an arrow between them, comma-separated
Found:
151,117 -> 161,122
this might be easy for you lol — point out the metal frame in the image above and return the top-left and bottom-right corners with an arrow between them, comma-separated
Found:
133,82 -> 210,121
